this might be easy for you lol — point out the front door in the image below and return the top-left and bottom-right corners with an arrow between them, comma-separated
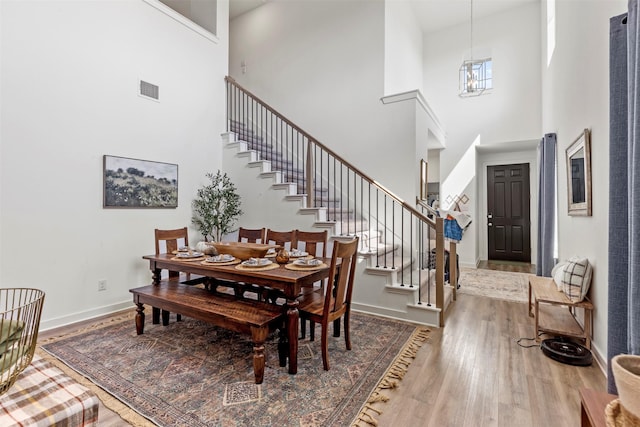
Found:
487,163 -> 531,262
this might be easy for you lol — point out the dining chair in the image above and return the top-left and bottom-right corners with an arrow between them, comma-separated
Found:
293,229 -> 328,339
155,227 -> 204,324
238,227 -> 266,244
264,229 -> 297,250
298,236 -> 359,370
231,227 -> 267,299
261,229 -> 298,302
292,229 -> 328,258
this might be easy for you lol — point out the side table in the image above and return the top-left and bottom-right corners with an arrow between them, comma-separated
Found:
580,388 -> 617,427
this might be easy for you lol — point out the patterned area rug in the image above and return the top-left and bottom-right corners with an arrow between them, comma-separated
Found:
40,311 -> 427,427
457,267 -> 533,303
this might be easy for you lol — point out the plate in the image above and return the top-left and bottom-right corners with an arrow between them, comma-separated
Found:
289,250 -> 309,258
206,254 -> 235,263
176,251 -> 204,259
178,246 -> 191,252
293,258 -> 322,267
241,258 -> 273,267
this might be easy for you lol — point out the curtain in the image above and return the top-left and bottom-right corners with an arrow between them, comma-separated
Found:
536,133 -> 556,277
608,1 -> 640,394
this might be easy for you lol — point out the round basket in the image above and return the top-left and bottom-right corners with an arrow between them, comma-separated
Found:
611,354 -> 640,420
0,288 -> 45,396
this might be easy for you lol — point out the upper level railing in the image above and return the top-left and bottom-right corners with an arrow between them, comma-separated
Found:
225,76 -> 449,325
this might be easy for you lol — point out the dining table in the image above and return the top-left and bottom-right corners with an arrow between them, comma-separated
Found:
141,252 -> 332,375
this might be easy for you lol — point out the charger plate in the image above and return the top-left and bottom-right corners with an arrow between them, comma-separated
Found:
235,263 -> 280,272
171,256 -> 206,262
284,262 -> 328,271
200,259 -> 241,266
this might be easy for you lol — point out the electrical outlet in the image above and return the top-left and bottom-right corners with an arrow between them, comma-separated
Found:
98,280 -> 107,291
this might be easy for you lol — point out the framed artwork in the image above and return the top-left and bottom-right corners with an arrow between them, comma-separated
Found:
420,159 -> 429,201
566,129 -> 592,216
103,155 -> 178,208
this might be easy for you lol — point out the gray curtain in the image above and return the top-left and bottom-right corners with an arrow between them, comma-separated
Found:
536,133 -> 556,277
608,1 -> 640,394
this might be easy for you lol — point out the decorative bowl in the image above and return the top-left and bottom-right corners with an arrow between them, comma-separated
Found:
210,242 -> 275,260
612,354 -> 640,419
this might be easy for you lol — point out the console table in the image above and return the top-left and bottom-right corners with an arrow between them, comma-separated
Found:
528,276 -> 594,348
580,389 -> 617,427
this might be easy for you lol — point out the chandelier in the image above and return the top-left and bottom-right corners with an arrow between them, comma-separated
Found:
459,0 -> 489,97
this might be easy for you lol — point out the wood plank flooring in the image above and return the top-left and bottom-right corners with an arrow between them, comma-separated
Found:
374,293 -> 606,426
38,268 -> 605,426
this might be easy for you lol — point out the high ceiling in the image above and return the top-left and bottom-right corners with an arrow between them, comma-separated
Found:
229,0 -> 539,33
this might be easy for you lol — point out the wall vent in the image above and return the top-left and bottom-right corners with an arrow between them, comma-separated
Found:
139,80 -> 159,101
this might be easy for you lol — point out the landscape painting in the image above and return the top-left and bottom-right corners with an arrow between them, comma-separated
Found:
103,155 -> 178,208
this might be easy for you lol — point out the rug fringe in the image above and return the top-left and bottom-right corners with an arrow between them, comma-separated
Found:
351,326 -> 430,426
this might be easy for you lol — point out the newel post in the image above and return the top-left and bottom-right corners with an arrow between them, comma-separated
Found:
435,217 -> 445,326
306,140 -> 314,208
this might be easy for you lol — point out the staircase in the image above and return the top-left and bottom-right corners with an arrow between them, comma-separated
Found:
223,76 -> 455,327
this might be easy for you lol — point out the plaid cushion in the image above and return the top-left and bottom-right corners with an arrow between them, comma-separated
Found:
0,355 -> 99,426
561,256 -> 592,302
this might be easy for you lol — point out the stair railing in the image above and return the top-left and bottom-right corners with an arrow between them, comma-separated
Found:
226,76 -> 449,325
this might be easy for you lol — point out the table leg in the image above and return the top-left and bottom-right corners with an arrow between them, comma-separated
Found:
135,303 -> 145,335
286,298 -> 299,374
528,281 -> 533,317
152,267 -> 162,324
534,299 -> 540,342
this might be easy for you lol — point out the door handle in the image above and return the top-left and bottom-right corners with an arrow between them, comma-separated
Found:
488,222 -> 493,226
487,213 -> 493,219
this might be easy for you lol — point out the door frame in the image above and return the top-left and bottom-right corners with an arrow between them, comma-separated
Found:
477,150 -> 538,265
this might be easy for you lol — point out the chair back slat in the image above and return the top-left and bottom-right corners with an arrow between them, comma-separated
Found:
324,237 -> 359,316
155,227 -> 189,254
265,229 -> 297,250
293,230 -> 328,257
238,227 -> 266,243
155,227 -> 189,278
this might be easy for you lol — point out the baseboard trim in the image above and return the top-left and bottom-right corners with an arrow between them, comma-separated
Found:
40,300 -> 133,332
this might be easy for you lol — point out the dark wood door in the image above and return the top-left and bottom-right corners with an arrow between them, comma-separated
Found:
487,163 -> 531,262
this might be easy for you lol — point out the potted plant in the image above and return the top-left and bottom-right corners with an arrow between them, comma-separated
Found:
191,171 -> 243,242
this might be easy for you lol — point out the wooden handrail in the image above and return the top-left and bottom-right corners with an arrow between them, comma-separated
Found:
226,76 -> 434,225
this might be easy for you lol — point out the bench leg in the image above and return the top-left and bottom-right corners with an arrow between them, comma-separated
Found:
135,303 -> 145,335
250,327 -> 269,384
161,309 -> 170,326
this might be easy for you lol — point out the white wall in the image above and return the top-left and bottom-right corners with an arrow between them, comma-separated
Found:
541,0 -> 627,367
0,0 -> 229,330
384,1 -> 423,95
229,0 -> 422,203
423,2 -> 542,266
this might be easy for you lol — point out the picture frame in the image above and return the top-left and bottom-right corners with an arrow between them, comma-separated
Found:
420,159 -> 429,201
103,155 -> 178,208
566,129 -> 592,216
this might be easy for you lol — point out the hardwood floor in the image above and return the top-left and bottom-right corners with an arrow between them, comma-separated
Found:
374,293 -> 606,426
38,284 -> 605,426
477,259 -> 536,274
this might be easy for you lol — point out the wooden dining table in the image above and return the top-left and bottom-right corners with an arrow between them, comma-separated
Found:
142,253 -> 332,375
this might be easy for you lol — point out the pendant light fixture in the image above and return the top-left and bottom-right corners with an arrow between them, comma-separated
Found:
459,0 -> 489,97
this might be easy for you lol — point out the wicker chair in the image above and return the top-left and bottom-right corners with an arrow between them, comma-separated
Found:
0,288 -> 45,395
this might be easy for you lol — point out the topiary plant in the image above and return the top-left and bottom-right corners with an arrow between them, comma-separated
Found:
191,171 -> 243,242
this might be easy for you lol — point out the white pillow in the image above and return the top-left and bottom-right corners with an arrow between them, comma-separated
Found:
561,256 -> 592,302
551,261 -> 568,291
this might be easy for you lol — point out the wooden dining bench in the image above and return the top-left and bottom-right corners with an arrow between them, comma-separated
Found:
130,283 -> 285,384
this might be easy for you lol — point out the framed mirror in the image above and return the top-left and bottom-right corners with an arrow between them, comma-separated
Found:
566,129 -> 592,216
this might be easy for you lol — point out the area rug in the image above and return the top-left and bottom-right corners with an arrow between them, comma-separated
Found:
39,311 -> 429,427
457,267 -> 533,303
